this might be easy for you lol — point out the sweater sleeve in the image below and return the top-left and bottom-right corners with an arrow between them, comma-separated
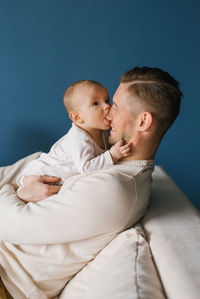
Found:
0,171 -> 139,245
69,135 -> 113,174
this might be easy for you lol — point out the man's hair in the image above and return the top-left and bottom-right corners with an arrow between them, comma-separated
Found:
63,79 -> 104,113
120,67 -> 183,134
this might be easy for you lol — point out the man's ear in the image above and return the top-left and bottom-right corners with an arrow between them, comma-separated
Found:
69,111 -> 84,124
138,112 -> 153,131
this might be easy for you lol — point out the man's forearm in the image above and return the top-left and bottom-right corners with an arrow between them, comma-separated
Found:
0,172 -> 139,246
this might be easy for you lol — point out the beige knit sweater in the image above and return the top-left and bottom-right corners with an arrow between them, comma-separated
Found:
0,159 -> 154,299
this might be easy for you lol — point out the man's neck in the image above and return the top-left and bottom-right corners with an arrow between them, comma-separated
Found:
120,135 -> 160,161
121,152 -> 155,161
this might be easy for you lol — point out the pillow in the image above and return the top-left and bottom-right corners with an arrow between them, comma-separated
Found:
59,225 -> 165,299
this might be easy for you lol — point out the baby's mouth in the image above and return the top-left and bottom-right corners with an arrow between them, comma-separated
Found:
105,117 -> 111,126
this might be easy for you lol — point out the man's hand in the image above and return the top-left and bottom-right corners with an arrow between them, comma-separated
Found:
17,175 -> 61,203
110,140 -> 132,164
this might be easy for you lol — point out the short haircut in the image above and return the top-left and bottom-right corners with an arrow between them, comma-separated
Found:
120,67 -> 183,133
63,79 -> 105,113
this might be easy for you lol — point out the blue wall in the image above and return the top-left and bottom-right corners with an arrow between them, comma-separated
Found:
0,0 -> 199,209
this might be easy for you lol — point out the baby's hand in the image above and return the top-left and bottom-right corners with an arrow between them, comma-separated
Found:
110,140 -> 131,164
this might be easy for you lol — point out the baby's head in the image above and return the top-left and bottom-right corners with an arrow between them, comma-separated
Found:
63,80 -> 111,131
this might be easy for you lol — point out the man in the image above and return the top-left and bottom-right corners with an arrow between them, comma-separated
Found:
0,67 -> 182,298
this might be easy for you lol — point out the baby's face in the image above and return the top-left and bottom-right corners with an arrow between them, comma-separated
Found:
77,85 -> 111,130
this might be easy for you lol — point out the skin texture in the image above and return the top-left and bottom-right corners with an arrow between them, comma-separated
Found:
108,84 -> 137,145
17,176 -> 61,203
17,82 -> 160,202
107,83 -> 159,161
68,84 -> 131,159
69,85 -> 111,149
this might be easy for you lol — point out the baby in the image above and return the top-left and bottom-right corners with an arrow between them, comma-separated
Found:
16,80 -> 131,202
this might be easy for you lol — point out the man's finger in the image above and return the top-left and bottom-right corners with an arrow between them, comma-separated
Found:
49,185 -> 61,193
40,176 -> 61,184
44,185 -> 61,198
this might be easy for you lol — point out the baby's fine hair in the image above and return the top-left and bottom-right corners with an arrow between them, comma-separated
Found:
63,79 -> 105,113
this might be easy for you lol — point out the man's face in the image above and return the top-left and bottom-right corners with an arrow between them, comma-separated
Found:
107,84 -> 138,145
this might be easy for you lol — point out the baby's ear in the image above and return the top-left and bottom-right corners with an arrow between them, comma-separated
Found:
69,111 -> 84,124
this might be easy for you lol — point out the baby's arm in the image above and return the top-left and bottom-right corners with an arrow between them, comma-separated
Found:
69,134 -> 132,174
109,140 -> 131,163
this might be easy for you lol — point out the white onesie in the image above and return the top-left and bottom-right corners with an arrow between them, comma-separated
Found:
16,123 -> 113,187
